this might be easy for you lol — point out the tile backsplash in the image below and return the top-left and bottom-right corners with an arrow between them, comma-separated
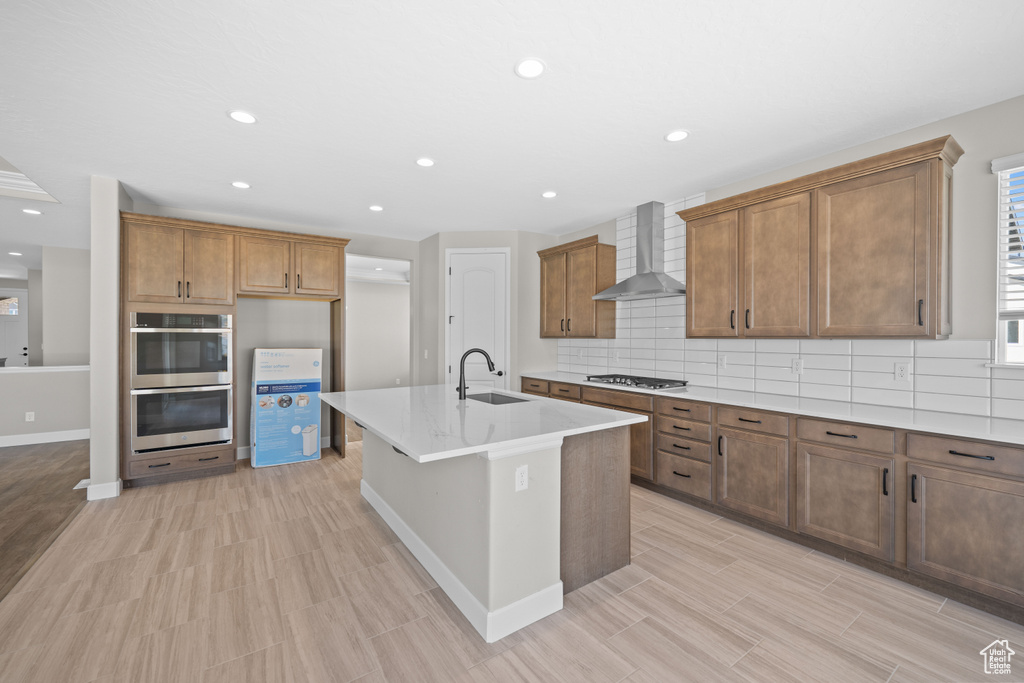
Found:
556,196 -> 1024,421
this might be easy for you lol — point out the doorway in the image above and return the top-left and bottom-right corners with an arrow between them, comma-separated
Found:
445,248 -> 510,392
344,254 -> 412,443
0,288 -> 29,367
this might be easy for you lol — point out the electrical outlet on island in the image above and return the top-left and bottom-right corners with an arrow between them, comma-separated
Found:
515,464 -> 528,492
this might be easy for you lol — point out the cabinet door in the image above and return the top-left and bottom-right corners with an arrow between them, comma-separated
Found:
294,243 -> 341,297
742,193 -> 810,337
566,247 -> 597,337
816,162 -> 931,336
686,211 -> 739,337
907,463 -> 1024,607
717,427 -> 789,526
126,222 -> 184,303
626,409 -> 654,480
540,253 -> 567,337
796,443 -> 894,561
238,236 -> 292,294
183,230 -> 234,305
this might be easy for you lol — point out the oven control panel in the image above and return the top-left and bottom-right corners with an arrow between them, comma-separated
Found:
131,313 -> 231,329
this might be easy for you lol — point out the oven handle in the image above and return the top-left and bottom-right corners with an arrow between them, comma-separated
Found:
130,385 -> 232,395
130,328 -> 233,334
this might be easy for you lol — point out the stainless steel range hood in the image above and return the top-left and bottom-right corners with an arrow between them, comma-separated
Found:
593,201 -> 686,301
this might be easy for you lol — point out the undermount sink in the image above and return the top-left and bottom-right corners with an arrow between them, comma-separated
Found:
466,392 -> 529,405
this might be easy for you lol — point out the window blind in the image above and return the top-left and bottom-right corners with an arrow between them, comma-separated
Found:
998,164 -> 1024,320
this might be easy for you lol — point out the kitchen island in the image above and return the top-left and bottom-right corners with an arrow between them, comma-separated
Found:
320,384 -> 646,642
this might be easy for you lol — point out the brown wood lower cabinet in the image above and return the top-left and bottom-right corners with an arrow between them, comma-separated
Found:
907,463 -> 1024,607
655,451 -> 711,501
796,442 -> 894,561
717,427 -> 789,526
582,387 -> 653,480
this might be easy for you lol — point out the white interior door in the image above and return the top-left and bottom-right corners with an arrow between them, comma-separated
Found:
447,251 -> 509,392
0,288 -> 29,367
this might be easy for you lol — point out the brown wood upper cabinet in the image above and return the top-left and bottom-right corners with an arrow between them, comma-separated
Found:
679,136 -> 963,339
125,220 -> 234,305
238,236 -> 341,298
538,237 -> 616,338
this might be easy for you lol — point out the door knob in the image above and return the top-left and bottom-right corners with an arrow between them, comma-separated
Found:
20,353 -> 28,356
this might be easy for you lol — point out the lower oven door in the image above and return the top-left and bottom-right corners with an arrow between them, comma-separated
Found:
130,385 -> 232,453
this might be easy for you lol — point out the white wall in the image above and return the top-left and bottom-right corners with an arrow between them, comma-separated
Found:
41,246 -> 90,365
345,280 -> 411,391
0,367 -> 89,445
27,269 -> 42,365
236,298 -> 332,452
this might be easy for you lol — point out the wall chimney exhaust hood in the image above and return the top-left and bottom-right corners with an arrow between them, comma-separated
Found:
592,201 -> 685,301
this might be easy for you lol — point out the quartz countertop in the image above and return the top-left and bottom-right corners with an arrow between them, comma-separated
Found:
521,371 -> 1024,446
320,384 -> 647,463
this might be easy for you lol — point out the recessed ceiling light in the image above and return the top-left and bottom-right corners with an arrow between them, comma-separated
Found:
515,59 -> 545,79
416,158 -> 435,167
665,130 -> 690,142
542,191 -> 557,199
22,209 -> 41,215
228,110 -> 257,124
374,267 -> 384,271
232,181 -> 250,189
369,205 -> 383,212
8,252 -> 22,256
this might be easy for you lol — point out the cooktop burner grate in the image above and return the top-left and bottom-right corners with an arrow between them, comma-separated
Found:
585,374 -> 687,390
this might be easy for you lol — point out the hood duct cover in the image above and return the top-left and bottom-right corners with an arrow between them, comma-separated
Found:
592,201 -> 686,301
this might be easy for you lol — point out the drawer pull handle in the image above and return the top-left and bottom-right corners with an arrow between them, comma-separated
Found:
949,449 -> 994,461
672,425 -> 691,431
558,388 -> 570,393
149,462 -> 171,469
672,471 -> 692,479
718,435 -> 723,456
825,430 -> 857,439
672,443 -> 691,451
911,474 -> 917,503
672,407 -> 691,412
738,417 -> 761,424
882,467 -> 888,496
199,456 -> 219,462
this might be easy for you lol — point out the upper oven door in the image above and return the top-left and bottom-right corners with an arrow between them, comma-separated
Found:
130,329 -> 232,388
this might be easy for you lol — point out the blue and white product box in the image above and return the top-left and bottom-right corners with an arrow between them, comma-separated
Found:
251,348 -> 323,467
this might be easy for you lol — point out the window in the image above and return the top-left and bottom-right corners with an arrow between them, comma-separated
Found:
0,297 -> 18,316
995,153 -> 1024,363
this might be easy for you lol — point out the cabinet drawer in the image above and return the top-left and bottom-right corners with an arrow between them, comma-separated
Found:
656,415 -> 711,442
549,382 -> 581,401
796,418 -> 894,454
655,397 -> 711,422
655,452 -> 711,501
656,433 -> 711,463
717,406 -> 789,436
581,387 -> 653,412
908,433 -> 1024,479
521,378 -> 549,395
128,449 -> 232,479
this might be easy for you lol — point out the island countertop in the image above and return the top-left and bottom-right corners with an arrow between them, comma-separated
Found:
320,384 -> 646,463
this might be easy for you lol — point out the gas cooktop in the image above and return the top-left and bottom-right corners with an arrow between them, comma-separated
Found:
585,374 -> 688,390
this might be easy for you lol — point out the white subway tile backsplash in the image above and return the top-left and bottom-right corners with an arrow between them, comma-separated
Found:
915,358 -> 991,378
992,379 -> 1024,400
992,398 -> 1024,420
800,339 -> 852,355
549,203 -> 1024,431
852,340 -> 916,357
800,383 -> 852,402
914,374 -> 990,398
915,392 -> 990,416
915,339 -> 993,360
851,387 -> 915,409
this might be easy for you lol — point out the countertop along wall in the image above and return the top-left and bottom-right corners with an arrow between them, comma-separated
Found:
554,94 -> 1024,437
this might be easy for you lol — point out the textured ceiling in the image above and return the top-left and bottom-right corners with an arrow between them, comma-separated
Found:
2,0 -> 1024,278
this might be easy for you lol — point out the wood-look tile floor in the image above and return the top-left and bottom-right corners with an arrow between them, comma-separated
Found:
0,439 -> 88,601
2,441 -> 1022,682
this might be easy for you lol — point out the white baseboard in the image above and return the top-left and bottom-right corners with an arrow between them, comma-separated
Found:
87,478 -> 121,500
236,436 -> 332,461
360,480 -> 562,643
0,428 -> 90,448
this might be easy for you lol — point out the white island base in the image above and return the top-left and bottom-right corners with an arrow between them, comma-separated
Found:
360,431 -> 564,643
